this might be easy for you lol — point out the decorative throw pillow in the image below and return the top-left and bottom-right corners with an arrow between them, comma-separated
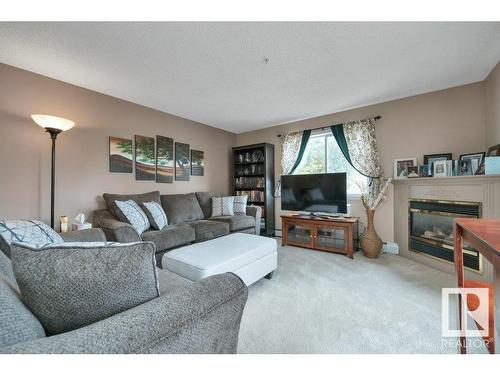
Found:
0,220 -> 63,257
211,196 -> 234,217
114,200 -> 150,234
233,196 -> 248,215
10,241 -> 160,335
142,201 -> 168,230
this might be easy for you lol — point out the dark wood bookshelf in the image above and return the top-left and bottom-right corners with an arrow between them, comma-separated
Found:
233,143 -> 275,236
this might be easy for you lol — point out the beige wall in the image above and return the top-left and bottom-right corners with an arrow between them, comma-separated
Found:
485,62 -> 500,146
236,82 -> 487,242
0,64 -> 236,226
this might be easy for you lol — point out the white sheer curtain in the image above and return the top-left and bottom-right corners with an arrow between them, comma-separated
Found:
275,131 -> 304,197
343,117 -> 384,203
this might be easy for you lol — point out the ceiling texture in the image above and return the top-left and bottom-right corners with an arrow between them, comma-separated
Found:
1,22 -> 499,133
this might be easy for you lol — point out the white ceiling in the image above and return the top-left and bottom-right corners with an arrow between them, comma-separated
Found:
1,22 -> 499,134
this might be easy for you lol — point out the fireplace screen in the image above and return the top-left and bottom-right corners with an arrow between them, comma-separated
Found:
409,199 -> 481,272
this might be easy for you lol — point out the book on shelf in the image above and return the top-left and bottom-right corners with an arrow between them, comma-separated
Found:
235,189 -> 264,202
234,176 -> 265,188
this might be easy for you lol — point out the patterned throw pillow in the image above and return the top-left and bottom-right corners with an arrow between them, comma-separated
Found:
0,220 -> 63,254
142,201 -> 168,230
233,195 -> 248,215
211,196 -> 234,217
114,200 -> 150,235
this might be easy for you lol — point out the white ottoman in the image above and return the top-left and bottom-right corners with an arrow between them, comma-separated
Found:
162,233 -> 277,286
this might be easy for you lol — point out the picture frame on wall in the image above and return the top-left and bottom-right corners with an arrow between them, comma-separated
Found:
191,150 -> 204,176
423,153 -> 452,177
175,142 -> 190,181
156,136 -> 174,183
109,136 -> 133,173
135,135 -> 155,181
393,158 -> 417,179
459,152 -> 485,175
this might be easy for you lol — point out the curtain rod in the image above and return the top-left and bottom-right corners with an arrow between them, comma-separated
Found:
276,115 -> 382,138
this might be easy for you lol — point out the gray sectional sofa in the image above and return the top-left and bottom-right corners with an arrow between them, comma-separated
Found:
93,191 -> 262,263
0,228 -> 248,354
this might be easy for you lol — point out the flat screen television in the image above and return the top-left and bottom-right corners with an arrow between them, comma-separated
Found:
281,173 -> 347,214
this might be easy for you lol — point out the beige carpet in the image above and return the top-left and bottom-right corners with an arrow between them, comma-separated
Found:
238,241 -> 463,354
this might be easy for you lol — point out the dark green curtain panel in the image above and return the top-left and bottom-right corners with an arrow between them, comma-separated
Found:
330,123 -> 352,165
289,129 -> 311,174
330,124 -> 377,179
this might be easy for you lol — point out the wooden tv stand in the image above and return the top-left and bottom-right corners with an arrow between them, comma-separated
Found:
281,214 -> 359,258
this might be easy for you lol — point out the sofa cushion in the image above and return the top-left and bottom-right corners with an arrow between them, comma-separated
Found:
11,241 -> 160,335
195,192 -> 223,218
115,200 -> 151,234
141,225 -> 195,253
188,220 -> 230,242
0,220 -> 63,257
209,215 -> 255,232
0,250 -> 46,347
160,193 -> 204,225
103,191 -> 160,221
142,201 -> 168,230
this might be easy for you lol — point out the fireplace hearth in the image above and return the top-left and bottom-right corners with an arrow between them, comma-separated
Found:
409,199 -> 482,272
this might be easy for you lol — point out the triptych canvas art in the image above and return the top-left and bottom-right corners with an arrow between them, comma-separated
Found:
109,135 -> 204,182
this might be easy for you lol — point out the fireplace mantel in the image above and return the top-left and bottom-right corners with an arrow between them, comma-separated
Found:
393,174 -> 500,184
393,174 -> 500,282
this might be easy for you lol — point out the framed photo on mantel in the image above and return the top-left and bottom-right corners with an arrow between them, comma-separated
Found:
423,153 -> 452,177
393,157 -> 417,179
459,152 -> 485,175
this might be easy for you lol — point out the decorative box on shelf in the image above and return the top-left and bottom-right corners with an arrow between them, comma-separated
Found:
72,222 -> 92,231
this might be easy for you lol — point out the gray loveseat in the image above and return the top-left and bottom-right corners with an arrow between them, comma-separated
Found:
0,229 -> 248,354
93,191 -> 262,263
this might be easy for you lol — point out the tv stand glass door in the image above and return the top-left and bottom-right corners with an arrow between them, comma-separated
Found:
315,226 -> 347,252
284,222 -> 314,248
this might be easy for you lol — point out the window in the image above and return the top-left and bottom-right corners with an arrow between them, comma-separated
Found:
293,131 -> 367,196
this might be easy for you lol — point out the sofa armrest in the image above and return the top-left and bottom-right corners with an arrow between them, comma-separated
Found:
93,209 -> 141,243
1,273 -> 248,354
60,228 -> 106,242
246,205 -> 262,234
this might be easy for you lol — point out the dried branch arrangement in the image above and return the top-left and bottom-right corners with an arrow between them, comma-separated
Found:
356,178 -> 392,210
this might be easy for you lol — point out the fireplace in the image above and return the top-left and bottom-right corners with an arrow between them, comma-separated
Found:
408,199 -> 482,272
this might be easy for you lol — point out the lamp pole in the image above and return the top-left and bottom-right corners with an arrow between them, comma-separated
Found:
46,127 -> 62,229
31,114 -> 75,229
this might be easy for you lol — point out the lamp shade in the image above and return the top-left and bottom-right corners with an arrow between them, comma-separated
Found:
31,114 -> 75,131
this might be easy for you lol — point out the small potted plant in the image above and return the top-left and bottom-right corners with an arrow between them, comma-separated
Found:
356,178 -> 392,258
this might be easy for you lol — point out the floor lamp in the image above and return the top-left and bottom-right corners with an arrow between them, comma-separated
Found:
31,114 -> 75,229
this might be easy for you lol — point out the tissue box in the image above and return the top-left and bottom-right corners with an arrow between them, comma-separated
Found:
485,157 -> 500,175
72,222 -> 92,231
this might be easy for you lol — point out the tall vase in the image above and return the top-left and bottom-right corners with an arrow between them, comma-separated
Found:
361,208 -> 383,258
